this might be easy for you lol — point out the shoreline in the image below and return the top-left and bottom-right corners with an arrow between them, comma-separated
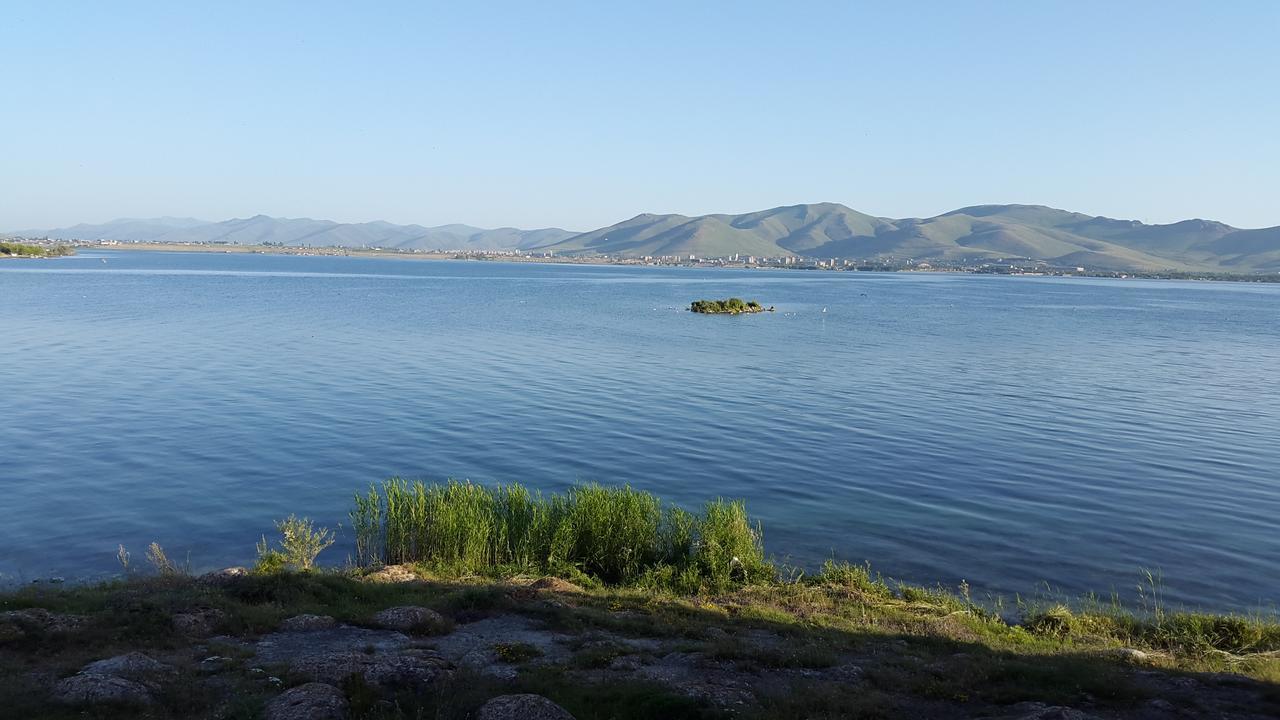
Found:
2,563 -> 1277,718
2,492 -> 1277,719
73,242 -> 1280,282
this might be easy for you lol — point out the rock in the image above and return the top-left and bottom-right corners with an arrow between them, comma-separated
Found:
1147,698 -> 1175,712
363,649 -> 453,688
609,655 -> 642,672
1000,705 -> 1101,720
704,627 -> 728,640
199,656 -> 235,673
371,605 -> 446,633
53,673 -> 154,706
1114,647 -> 1149,663
1204,672 -> 1257,688
365,564 -> 421,583
826,663 -> 864,683
199,566 -> 250,585
0,608 -> 85,642
432,615 -> 574,671
476,693 -> 576,720
280,614 -> 337,632
173,608 -> 226,637
529,577 -> 584,593
289,649 -> 452,690
264,682 -> 348,720
255,626 -> 413,666
81,652 -> 174,685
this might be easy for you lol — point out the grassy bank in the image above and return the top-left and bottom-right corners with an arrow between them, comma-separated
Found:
254,480 -> 1280,674
3,480 -> 1278,719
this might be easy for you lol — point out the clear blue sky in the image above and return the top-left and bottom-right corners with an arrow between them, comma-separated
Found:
3,1 -> 1277,230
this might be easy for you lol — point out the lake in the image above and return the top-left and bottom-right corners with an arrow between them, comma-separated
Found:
2,250 -> 1278,611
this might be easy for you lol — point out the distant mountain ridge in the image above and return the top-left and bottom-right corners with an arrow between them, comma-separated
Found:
10,203 -> 1280,271
13,215 -> 577,252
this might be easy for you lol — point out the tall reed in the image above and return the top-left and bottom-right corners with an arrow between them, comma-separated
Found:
350,479 -> 774,588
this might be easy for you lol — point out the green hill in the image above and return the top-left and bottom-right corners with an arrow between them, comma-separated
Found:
536,203 -> 1280,272
13,204 -> 1280,272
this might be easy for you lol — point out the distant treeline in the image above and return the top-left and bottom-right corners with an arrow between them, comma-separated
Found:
0,241 -> 73,258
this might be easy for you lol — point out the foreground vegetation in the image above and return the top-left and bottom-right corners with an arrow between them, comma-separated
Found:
349,480 -> 772,590
0,241 -> 74,258
690,298 -> 771,314
3,481 -> 1278,719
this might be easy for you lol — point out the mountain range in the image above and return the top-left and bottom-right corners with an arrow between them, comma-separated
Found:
10,215 -> 576,252
11,204 -> 1280,272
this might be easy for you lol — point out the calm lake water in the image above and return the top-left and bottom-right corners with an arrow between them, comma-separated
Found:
2,250 -> 1278,611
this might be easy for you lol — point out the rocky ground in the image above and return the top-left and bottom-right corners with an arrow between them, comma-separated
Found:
1,567 -> 1277,719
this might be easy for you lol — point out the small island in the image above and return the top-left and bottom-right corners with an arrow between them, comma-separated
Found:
690,297 -> 773,314
0,241 -> 74,258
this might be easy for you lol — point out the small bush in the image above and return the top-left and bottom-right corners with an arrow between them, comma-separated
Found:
257,516 -> 335,571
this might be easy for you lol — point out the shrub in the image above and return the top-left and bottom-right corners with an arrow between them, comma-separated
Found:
259,515 -> 335,571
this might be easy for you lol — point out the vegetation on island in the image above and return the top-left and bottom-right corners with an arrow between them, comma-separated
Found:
0,241 -> 74,258
690,298 -> 771,314
2,480 -> 1279,720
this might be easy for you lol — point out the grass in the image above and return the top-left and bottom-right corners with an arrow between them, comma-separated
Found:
347,481 -> 1279,668
3,481 -> 1280,718
351,480 -> 769,590
2,565 -> 1279,719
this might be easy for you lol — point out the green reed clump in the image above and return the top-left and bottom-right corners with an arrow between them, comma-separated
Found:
350,479 -> 776,588
694,499 -> 770,587
559,484 -> 664,583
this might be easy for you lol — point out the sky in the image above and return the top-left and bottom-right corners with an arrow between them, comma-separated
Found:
3,1 -> 1278,231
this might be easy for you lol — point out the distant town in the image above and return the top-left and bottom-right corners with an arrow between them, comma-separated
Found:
4,235 -> 1278,283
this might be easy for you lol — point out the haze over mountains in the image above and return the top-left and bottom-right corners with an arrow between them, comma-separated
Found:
12,215 -> 577,252
12,203 -> 1280,272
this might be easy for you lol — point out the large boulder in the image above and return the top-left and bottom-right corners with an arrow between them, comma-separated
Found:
264,682 -> 348,720
476,694 -> 576,720
371,605 -> 446,633
81,652 -> 175,686
53,651 -> 177,705
53,673 -> 154,706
